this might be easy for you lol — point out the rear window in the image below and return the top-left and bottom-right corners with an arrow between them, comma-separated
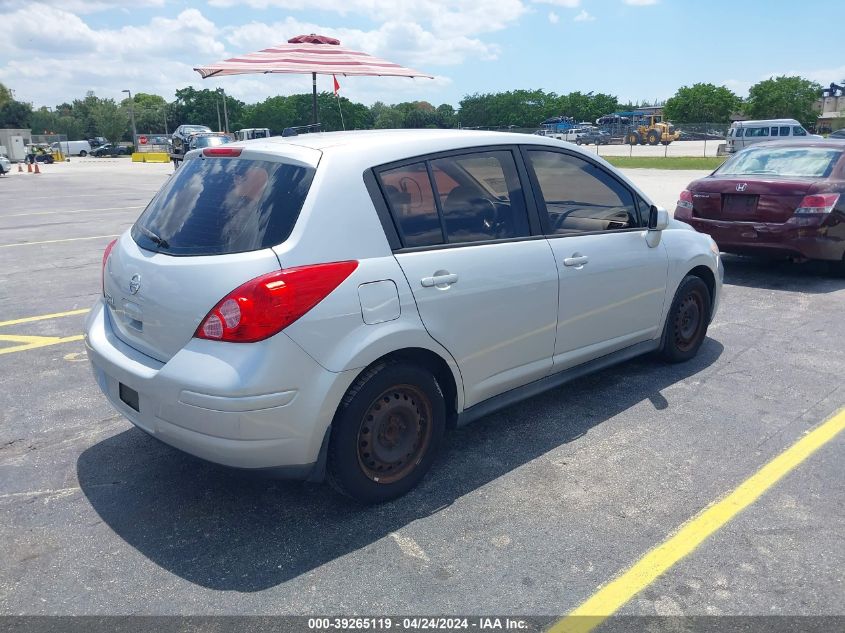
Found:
192,136 -> 229,148
132,157 -> 314,256
717,146 -> 843,178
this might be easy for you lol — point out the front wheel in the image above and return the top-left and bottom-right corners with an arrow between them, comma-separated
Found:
79,150 -> 87,157
327,361 -> 446,503
660,275 -> 711,363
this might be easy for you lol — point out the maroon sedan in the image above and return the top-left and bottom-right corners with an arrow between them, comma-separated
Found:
675,140 -> 845,272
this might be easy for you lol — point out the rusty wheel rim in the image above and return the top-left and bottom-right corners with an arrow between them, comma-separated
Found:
356,384 -> 433,484
673,289 -> 705,352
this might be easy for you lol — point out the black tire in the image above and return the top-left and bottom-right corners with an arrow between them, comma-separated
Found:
660,275 -> 711,363
828,255 -> 845,278
79,150 -> 87,157
646,130 -> 661,145
628,132 -> 641,145
327,361 -> 446,503
576,138 -> 582,145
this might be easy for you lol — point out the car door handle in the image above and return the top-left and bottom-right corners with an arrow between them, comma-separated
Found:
563,255 -> 589,267
420,273 -> 458,288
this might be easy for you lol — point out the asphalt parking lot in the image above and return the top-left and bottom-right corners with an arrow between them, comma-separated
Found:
1,159 -> 843,624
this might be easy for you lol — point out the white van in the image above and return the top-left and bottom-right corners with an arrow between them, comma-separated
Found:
51,140 -> 93,156
234,128 -> 271,141
727,119 -> 819,153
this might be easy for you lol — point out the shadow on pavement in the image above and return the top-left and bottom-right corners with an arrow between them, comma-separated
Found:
78,339 -> 723,592
721,254 -> 845,294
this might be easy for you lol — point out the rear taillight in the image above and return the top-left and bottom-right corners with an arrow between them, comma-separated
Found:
195,261 -> 359,343
203,147 -> 242,157
677,190 -> 694,210
794,193 -> 840,215
101,238 -> 117,295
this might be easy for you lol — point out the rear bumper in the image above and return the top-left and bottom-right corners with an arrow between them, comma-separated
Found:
681,216 -> 845,262
83,300 -> 357,476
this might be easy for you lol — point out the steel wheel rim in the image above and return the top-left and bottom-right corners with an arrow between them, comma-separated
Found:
674,289 -> 705,352
356,384 -> 433,484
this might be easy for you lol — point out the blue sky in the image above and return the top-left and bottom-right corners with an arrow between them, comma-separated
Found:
1,0 -> 843,110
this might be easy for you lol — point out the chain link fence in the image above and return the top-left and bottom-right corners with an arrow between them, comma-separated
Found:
459,122 -> 729,158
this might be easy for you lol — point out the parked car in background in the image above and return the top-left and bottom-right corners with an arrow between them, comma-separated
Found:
235,128 -> 271,141
50,140 -> 93,156
87,130 -> 721,503
675,140 -> 845,273
829,129 -> 845,140
0,154 -> 11,175
576,130 -> 611,145
171,124 -> 212,156
187,133 -> 232,151
34,152 -> 55,164
726,119 -> 821,153
92,144 -> 129,157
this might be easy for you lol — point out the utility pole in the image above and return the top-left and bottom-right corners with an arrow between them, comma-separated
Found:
216,99 -> 222,131
122,89 -> 137,144
220,88 -> 230,133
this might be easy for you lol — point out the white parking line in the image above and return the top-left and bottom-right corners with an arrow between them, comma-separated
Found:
2,205 -> 144,218
0,234 -> 119,248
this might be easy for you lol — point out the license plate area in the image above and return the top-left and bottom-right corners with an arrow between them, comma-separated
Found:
721,194 -> 758,218
119,383 -> 140,412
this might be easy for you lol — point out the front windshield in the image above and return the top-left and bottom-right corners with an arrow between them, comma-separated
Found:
717,146 -> 842,178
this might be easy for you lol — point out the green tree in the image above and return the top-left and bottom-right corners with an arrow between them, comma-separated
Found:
664,83 -> 742,123
744,76 -> 821,127
0,82 -> 13,108
0,99 -> 32,128
122,92 -> 168,134
92,99 -> 128,143
170,87 -> 245,131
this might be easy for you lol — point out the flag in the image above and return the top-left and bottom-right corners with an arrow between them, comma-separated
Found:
333,74 -> 340,96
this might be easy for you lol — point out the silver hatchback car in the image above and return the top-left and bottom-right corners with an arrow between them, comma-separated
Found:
85,130 -> 722,503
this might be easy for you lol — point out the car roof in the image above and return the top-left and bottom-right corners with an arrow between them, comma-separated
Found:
234,129 -> 586,166
732,119 -> 800,126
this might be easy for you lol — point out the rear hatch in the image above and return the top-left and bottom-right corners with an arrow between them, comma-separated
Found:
104,144 -> 320,362
688,177 -> 814,223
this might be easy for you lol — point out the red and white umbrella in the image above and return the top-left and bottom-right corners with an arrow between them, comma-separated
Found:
194,34 -> 433,124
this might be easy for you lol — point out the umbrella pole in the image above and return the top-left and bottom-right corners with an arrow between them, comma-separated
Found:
312,72 -> 318,125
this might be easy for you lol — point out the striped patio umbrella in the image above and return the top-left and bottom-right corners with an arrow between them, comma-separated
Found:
194,34 -> 433,125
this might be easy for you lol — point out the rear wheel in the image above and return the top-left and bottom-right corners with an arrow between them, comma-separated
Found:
327,361 -> 446,503
646,129 -> 661,145
79,150 -> 87,157
628,132 -> 641,145
660,275 -> 711,363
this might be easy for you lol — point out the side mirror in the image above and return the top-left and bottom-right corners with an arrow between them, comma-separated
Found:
648,205 -> 669,231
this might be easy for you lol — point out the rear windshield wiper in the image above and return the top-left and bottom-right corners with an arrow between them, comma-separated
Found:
137,224 -> 170,249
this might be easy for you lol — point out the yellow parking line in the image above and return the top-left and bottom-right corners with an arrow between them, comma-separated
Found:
0,334 -> 84,355
0,308 -> 90,328
550,407 -> 845,633
0,234 -> 119,248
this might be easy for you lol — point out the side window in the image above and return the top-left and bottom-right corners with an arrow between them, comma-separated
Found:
429,150 -> 530,244
526,150 -> 638,234
771,127 -> 779,136
747,127 -> 768,137
793,126 -> 807,136
780,126 -> 791,136
379,162 -> 444,248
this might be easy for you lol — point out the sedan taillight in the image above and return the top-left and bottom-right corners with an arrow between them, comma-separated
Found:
794,193 -> 840,215
677,190 -> 694,210
195,261 -> 358,343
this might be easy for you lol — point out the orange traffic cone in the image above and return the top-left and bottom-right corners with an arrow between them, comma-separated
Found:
27,162 -> 32,173
33,162 -> 41,174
